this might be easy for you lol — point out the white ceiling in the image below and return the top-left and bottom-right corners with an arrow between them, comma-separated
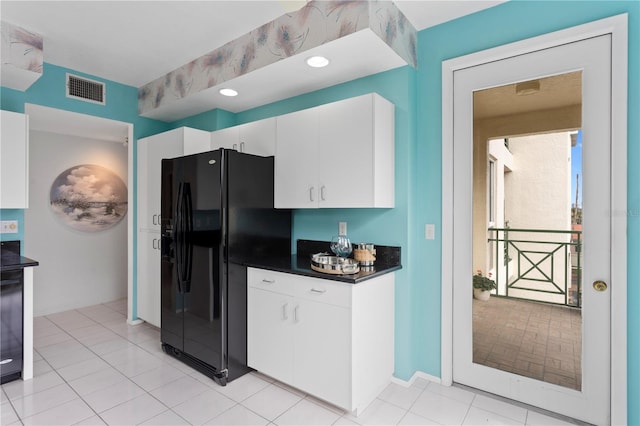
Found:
1,1 -> 504,88
1,0 -> 504,134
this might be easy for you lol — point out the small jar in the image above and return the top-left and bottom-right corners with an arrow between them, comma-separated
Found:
353,243 -> 376,266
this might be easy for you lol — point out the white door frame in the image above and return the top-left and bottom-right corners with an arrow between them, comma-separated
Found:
441,14 -> 628,424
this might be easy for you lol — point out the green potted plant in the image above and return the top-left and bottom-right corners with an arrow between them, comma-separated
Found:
473,270 -> 496,301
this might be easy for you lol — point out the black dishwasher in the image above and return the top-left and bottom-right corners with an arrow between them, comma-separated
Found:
0,268 -> 23,384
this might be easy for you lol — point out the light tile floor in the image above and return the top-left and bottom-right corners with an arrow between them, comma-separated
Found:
1,299 -> 586,425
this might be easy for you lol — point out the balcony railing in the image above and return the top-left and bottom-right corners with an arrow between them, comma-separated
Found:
488,227 -> 582,308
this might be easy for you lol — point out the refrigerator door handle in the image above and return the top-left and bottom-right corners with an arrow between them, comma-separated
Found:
175,182 -> 193,294
174,183 -> 183,294
182,183 -> 193,293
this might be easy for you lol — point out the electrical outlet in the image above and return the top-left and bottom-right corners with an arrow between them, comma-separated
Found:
425,224 -> 435,240
1,220 -> 19,234
339,221 -> 347,236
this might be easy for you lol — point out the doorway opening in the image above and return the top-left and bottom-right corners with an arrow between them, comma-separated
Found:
24,104 -> 134,319
471,72 -> 583,391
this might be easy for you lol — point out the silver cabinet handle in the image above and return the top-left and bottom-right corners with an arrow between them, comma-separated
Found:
262,279 -> 275,284
152,214 -> 157,226
293,305 -> 299,323
152,238 -> 157,250
320,185 -> 326,201
158,214 -> 161,224
240,142 -> 245,152
282,302 -> 288,320
309,186 -> 315,202
233,143 -> 238,150
310,288 -> 326,294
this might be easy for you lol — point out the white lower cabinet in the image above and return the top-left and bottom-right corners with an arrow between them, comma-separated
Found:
137,232 -> 161,327
247,268 -> 394,414
247,287 -> 294,383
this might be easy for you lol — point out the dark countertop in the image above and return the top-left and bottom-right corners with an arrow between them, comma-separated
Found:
1,255 -> 39,272
245,239 -> 401,284
1,241 -> 39,272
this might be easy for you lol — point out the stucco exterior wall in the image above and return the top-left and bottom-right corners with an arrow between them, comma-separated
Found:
504,132 -> 572,303
473,106 -> 580,282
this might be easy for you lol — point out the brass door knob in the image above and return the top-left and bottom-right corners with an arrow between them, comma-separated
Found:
593,280 -> 608,292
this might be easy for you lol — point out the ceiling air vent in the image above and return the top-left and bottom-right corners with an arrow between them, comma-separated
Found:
66,73 -> 105,105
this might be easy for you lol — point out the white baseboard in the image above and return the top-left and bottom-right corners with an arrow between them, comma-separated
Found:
391,371 -> 442,388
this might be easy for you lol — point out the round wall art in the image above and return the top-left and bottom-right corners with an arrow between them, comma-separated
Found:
49,164 -> 128,232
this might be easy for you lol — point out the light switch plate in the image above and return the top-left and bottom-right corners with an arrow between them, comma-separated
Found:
1,220 -> 19,234
339,221 -> 347,236
425,224 -> 435,240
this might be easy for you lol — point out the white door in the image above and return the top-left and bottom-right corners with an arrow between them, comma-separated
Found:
452,35 -> 611,424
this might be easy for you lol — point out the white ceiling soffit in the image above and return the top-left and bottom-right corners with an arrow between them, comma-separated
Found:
1,1 -> 507,123
143,28 -> 409,121
26,104 -> 130,143
394,0 -> 506,30
139,1 -> 417,121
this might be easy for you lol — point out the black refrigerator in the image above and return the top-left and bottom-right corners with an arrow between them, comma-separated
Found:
160,149 -> 291,386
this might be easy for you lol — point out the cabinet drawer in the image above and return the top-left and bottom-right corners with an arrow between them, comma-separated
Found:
291,275 -> 351,309
247,268 -> 352,308
247,268 -> 294,295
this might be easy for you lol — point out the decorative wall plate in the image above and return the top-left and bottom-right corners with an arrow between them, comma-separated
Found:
49,164 -> 127,232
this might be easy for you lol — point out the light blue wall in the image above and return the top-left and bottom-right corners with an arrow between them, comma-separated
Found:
415,1 -> 639,423
1,62 -> 169,316
170,108 -> 236,131
1,2 -> 637,421
0,210 -> 24,251
233,66 -> 419,379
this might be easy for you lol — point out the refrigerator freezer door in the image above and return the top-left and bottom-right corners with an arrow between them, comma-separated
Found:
161,151 -> 224,373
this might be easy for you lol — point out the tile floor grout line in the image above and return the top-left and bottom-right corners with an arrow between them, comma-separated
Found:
7,299 -> 586,426
34,303 -> 176,426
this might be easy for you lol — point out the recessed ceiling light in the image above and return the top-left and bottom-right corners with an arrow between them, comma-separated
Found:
219,88 -> 238,97
306,56 -> 330,68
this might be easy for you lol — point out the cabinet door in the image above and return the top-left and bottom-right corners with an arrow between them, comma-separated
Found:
247,287 -> 294,384
138,130 -> 182,230
317,95 -> 374,208
0,111 -> 28,208
183,128 -> 212,155
274,108 -> 318,208
293,298 -> 351,408
137,231 -> 161,327
239,118 -> 275,156
211,126 -> 239,150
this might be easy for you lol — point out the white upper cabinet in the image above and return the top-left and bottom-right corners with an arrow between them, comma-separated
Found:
274,107 -> 319,209
182,127 -> 213,156
1,110 -> 29,209
211,117 -> 276,156
275,93 -> 394,209
138,127 -> 210,231
210,125 -> 238,150
138,129 -> 182,231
